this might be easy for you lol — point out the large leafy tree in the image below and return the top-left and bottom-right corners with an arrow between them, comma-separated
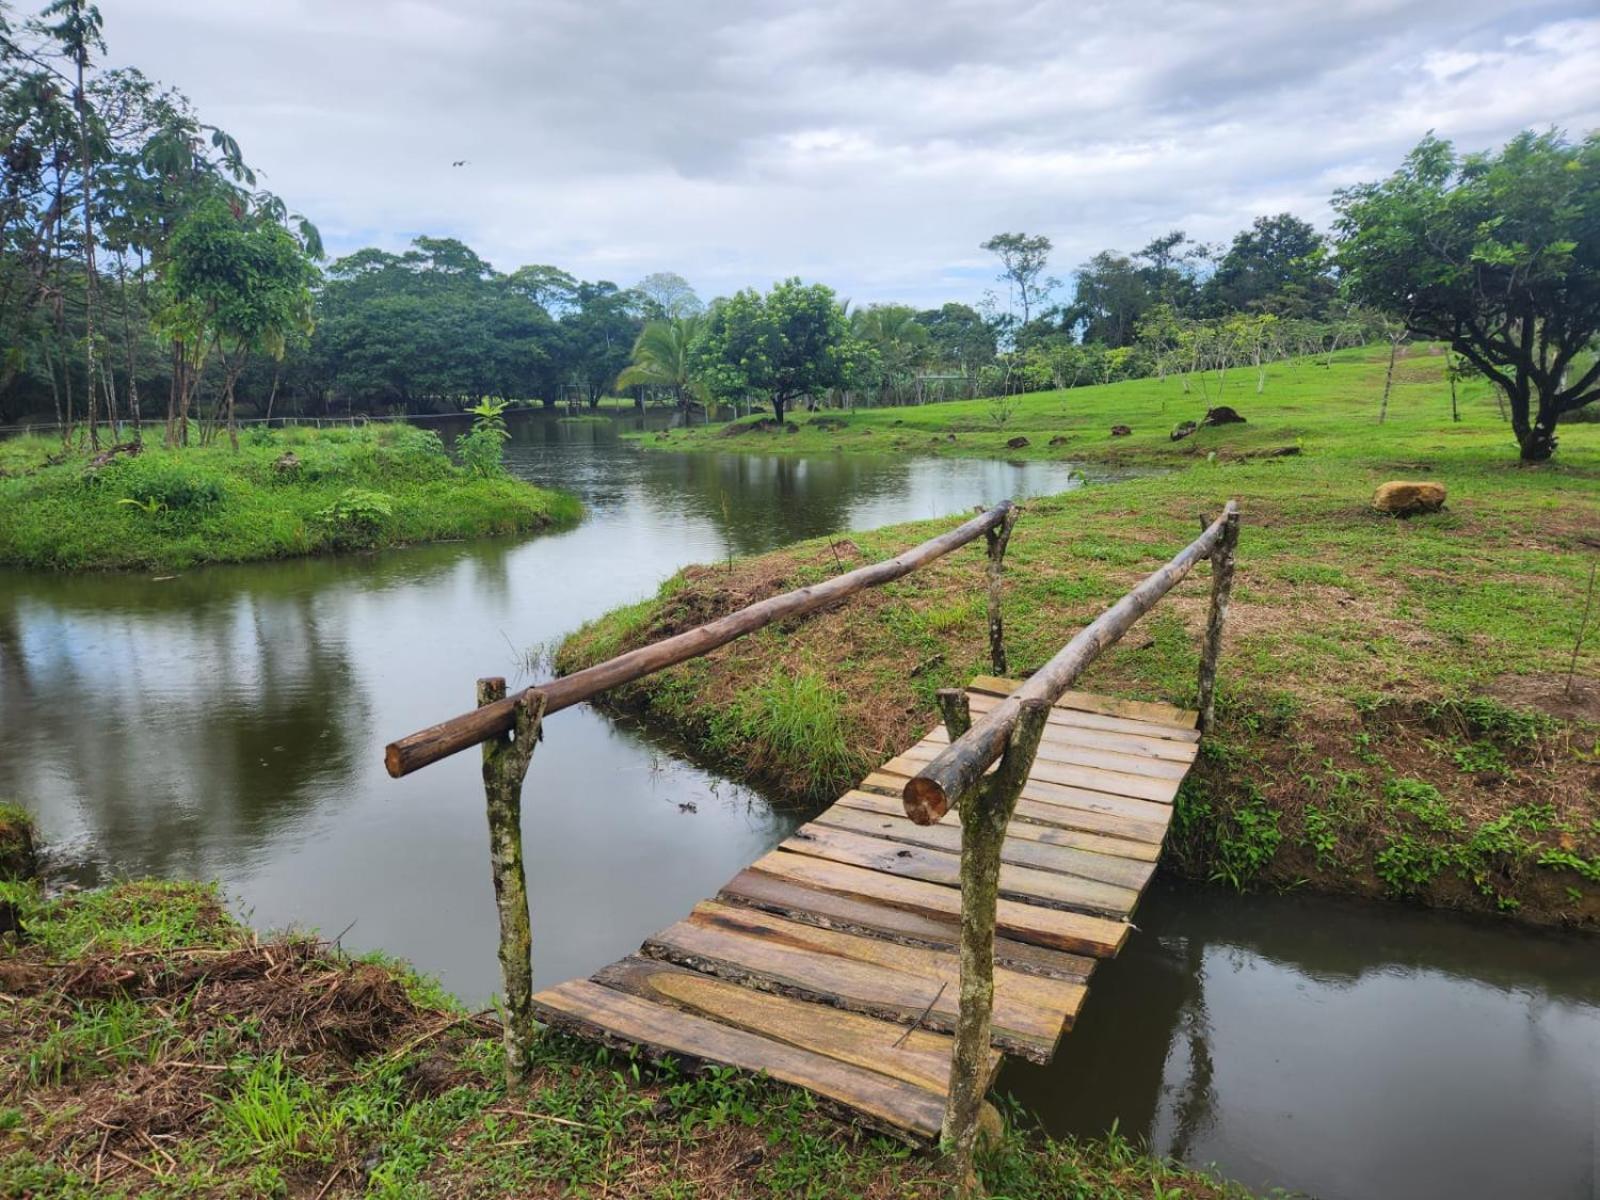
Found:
916,302 -> 996,380
691,278 -> 858,425
561,281 -> 641,406
1204,213 -> 1332,317
1335,131 -> 1600,461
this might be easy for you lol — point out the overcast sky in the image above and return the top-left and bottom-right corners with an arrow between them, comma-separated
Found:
105,0 -> 1600,311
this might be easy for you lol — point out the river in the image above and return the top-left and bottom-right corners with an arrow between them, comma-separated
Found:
1,409 -> 1594,1200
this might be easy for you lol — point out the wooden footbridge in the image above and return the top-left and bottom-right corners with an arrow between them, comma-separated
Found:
386,499 -> 1238,1161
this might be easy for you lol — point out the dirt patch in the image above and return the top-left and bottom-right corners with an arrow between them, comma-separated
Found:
0,932 -> 491,1188
1484,672 -> 1600,725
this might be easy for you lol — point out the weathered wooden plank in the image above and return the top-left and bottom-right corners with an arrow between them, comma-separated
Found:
925,715 -> 1199,765
717,868 -> 1096,981
834,789 -> 1161,863
968,675 -> 1198,729
866,767 -> 1174,839
964,693 -> 1201,747
748,849 -> 1129,958
643,901 -> 1085,1062
910,729 -> 1191,781
811,804 -> 1156,892
888,745 -> 1181,805
592,956 -> 999,1095
530,979 -> 947,1140
782,823 -> 1141,918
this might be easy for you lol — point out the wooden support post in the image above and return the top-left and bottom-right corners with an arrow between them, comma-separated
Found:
1196,509 -> 1240,734
981,505 -> 1019,676
944,697 -> 1051,1195
477,677 -> 546,1085
936,687 -> 972,740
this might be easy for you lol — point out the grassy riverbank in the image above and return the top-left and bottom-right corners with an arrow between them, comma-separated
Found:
564,348 -> 1600,926
0,426 -> 581,572
0,876 -> 1254,1199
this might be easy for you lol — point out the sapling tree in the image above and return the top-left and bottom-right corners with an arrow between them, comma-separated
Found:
158,196 -> 317,449
1336,130 -> 1600,460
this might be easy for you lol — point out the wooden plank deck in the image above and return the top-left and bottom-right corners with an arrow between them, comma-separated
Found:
530,677 -> 1199,1141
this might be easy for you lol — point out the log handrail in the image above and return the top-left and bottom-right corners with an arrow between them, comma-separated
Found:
901,500 -> 1239,825
385,501 -> 1016,777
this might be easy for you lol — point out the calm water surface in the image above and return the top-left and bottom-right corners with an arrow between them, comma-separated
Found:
1,411 -> 1594,1199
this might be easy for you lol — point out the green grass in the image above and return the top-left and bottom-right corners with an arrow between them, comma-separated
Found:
0,881 -> 1258,1199
0,424 -> 582,572
0,802 -> 36,881
563,346 -> 1600,925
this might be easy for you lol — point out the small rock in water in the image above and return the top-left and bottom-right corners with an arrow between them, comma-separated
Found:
1110,425 -> 1132,437
1373,480 -> 1447,516
678,801 -> 698,814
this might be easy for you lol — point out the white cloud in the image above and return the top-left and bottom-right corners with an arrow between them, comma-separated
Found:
101,0 -> 1600,309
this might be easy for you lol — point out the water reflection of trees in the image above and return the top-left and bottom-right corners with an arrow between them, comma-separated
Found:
0,538 -> 528,879
636,452 -> 914,557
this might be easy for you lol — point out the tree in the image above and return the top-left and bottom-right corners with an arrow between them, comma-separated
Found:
1335,130 -> 1600,460
561,281 -> 641,406
158,196 -> 317,449
691,278 -> 857,425
1067,250 -> 1152,347
851,304 -> 928,402
634,271 -> 702,320
916,303 -> 995,381
616,314 -> 705,418
981,232 -> 1055,325
1205,213 -> 1332,316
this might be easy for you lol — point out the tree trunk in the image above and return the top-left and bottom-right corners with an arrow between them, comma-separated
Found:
1520,390 -> 1559,462
1378,335 -> 1399,424
772,395 -> 787,426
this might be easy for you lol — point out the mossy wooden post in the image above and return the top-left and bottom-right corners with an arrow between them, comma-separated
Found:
936,687 -> 972,740
944,697 -> 1051,1195
980,505 -> 1020,676
1196,508 -> 1240,733
477,677 -> 545,1084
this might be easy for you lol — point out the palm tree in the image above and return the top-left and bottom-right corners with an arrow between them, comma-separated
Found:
850,305 -> 929,404
616,315 -> 706,421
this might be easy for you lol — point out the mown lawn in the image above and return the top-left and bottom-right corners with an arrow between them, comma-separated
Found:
0,878 -> 1256,1199
0,425 -> 581,572
566,347 -> 1600,924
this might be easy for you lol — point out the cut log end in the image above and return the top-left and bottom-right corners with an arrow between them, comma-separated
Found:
384,744 -> 405,778
903,776 -> 950,826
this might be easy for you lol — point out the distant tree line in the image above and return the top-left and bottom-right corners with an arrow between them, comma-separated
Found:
4,1 -> 1595,459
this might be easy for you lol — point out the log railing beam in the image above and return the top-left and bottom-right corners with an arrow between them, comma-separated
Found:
386,502 -> 1016,778
902,500 -> 1238,826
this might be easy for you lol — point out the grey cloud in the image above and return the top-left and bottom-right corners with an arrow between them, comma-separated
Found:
104,0 -> 1600,308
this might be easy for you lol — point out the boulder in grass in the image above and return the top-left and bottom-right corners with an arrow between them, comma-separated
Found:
1110,425 -> 1132,437
1006,435 -> 1030,449
1049,435 -> 1071,446
1171,420 -> 1198,442
1374,481 -> 1447,516
1203,405 -> 1246,426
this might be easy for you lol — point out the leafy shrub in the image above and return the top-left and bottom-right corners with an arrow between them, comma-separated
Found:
1375,831 -> 1452,896
313,488 -> 394,549
1209,790 -> 1281,891
458,400 -> 511,477
117,461 -> 225,515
